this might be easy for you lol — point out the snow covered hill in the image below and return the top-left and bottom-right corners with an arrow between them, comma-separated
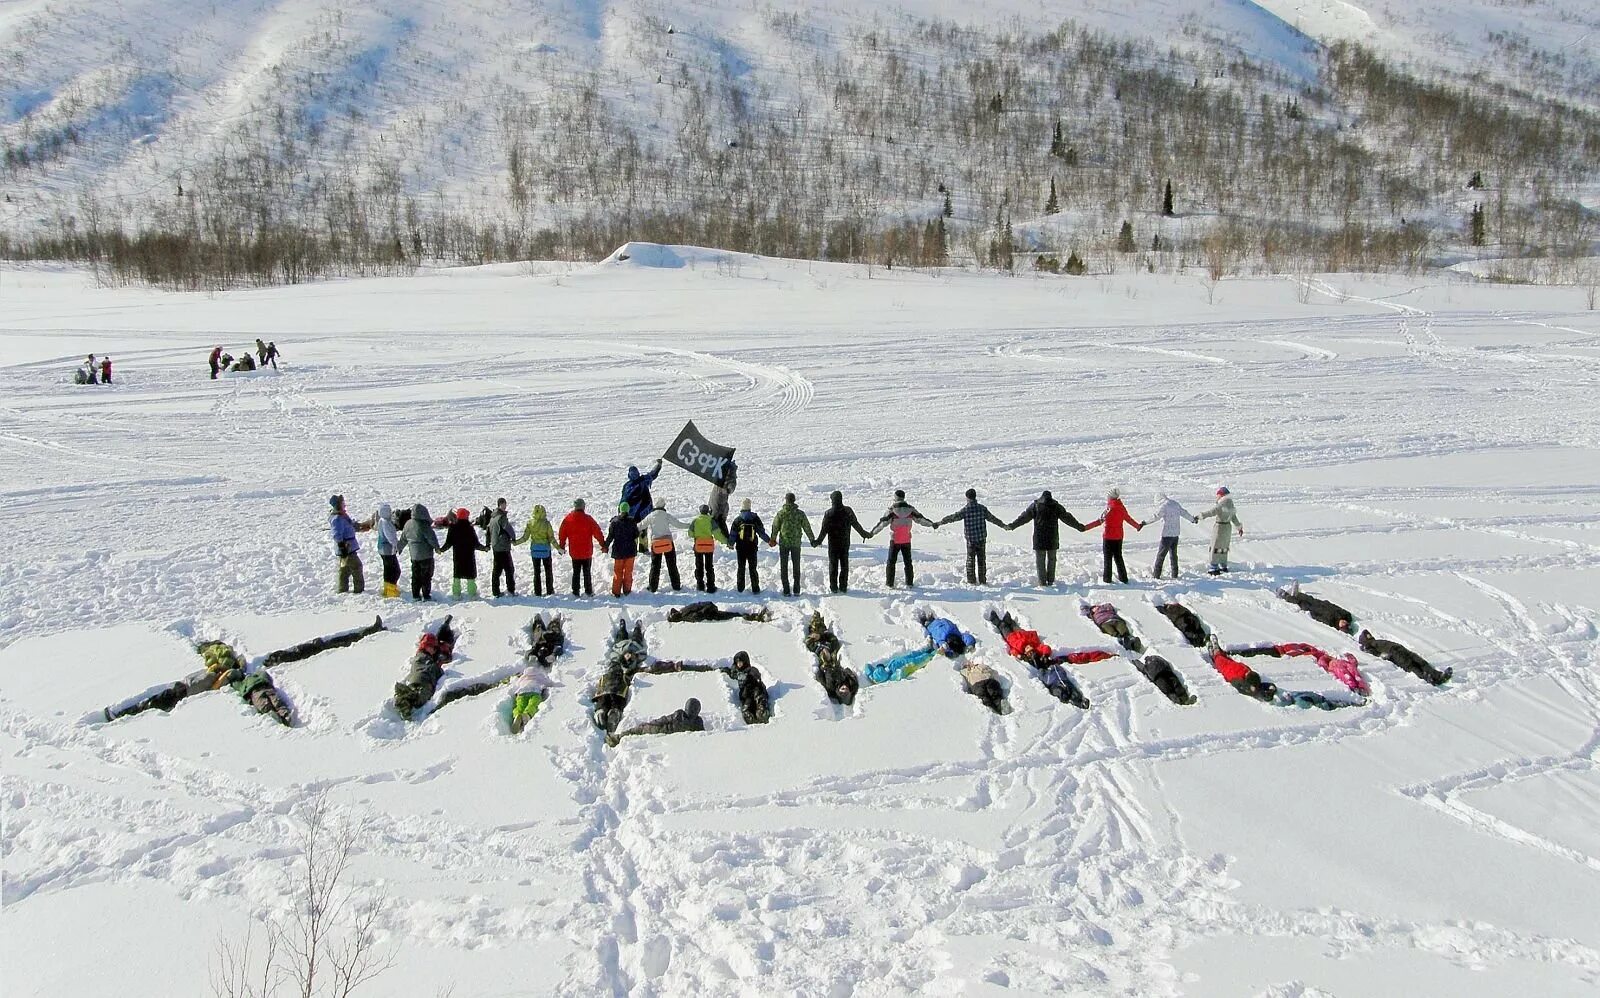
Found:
3,253 -> 1599,995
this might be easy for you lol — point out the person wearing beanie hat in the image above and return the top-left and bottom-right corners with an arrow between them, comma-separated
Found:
770,491 -> 817,595
440,503 -> 488,599
1198,487 -> 1244,574
688,503 -> 730,593
606,697 -> 706,747
1083,489 -> 1147,585
936,487 -> 1009,585
640,501 -> 693,592
868,490 -> 937,589
516,504 -> 557,595
558,498 -> 606,597
1007,490 -> 1090,586
730,497 -> 773,593
485,498 -> 519,597
329,494 -> 366,595
604,501 -> 642,597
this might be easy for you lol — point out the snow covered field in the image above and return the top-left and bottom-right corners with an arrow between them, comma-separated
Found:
3,249 -> 1600,996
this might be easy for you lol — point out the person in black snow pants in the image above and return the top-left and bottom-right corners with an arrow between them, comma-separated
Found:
729,499 -> 772,593
399,503 -> 442,600
1008,490 -> 1088,586
486,498 -> 518,597
868,490 -> 936,588
937,488 -> 1009,585
814,491 -> 871,593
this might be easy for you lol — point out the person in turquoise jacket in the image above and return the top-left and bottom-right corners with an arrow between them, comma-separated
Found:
863,646 -> 936,685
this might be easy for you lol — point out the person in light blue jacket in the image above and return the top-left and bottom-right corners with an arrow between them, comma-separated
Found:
329,494 -> 364,595
862,646 -> 936,685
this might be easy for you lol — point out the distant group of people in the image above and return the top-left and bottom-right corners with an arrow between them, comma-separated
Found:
208,339 -> 280,379
325,459 -> 1250,602
73,353 -> 112,385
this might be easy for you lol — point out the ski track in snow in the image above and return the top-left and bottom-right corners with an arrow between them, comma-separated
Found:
3,261 -> 1600,996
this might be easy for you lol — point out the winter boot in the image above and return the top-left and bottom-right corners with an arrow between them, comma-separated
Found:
451,578 -> 462,600
382,582 -> 400,599
466,579 -> 479,599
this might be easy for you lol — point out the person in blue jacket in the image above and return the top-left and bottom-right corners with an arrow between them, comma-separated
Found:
863,646 -> 936,685
329,494 -> 365,595
916,610 -> 975,657
621,459 -> 664,523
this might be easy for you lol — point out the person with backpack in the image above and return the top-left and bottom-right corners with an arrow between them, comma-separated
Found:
440,506 -> 488,599
604,502 -> 641,597
729,499 -> 772,593
641,501 -> 693,592
1083,489 -> 1146,585
328,494 -> 365,595
936,488 -> 1009,585
400,503 -> 442,600
1007,490 -> 1088,586
868,490 -> 937,588
815,491 -> 872,593
486,498 -> 518,597
1198,487 -> 1244,574
688,504 -> 729,593
558,498 -> 606,597
1151,494 -> 1199,579
770,493 -> 816,596
356,502 -> 403,598
516,504 -> 557,596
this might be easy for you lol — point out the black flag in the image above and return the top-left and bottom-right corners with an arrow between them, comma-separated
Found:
663,421 -> 736,485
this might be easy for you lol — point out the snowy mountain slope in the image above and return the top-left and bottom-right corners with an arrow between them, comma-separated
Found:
3,253 -> 1600,995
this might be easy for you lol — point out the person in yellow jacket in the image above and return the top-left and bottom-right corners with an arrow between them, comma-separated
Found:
688,503 -> 729,593
516,505 -> 558,596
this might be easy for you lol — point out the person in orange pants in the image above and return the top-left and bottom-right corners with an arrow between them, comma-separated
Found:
604,502 -> 641,597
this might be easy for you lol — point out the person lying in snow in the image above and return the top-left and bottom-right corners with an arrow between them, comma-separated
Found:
804,612 -> 859,706
433,615 -> 564,717
1230,641 -> 1370,696
590,618 -> 649,732
915,610 -> 977,657
1205,638 -> 1279,702
727,651 -> 771,724
1277,582 -> 1354,632
103,641 -> 292,726
862,646 -> 936,685
984,610 -> 1097,708
667,602 -> 770,624
1082,602 -> 1145,654
958,659 -> 1008,714
1359,630 -> 1452,685
607,698 -> 705,747
392,617 -> 457,720
1156,602 -> 1209,648
1135,655 -> 1197,706
260,615 -> 385,668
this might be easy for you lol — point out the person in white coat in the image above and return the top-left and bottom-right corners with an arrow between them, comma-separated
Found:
1198,487 -> 1244,574
1151,494 -> 1198,579
640,501 -> 693,592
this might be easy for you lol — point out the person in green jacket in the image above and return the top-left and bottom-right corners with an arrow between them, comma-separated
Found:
516,504 -> 557,596
771,492 -> 817,596
689,503 -> 729,593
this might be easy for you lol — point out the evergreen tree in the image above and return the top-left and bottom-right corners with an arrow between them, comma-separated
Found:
1045,178 -> 1060,215
943,189 -> 953,218
1469,203 -> 1486,247
1064,251 -> 1087,276
1162,180 -> 1175,217
1117,221 -> 1135,253
1050,120 -> 1064,158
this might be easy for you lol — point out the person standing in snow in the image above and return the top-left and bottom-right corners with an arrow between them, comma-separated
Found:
100,356 -> 112,384
688,504 -> 729,593
1083,489 -> 1145,585
400,503 -> 442,600
440,506 -> 488,599
1008,490 -> 1088,586
937,488 -> 1009,585
641,501 -> 693,592
621,459 -> 664,524
814,490 -> 872,593
255,339 -> 268,366
730,498 -> 772,593
85,354 -> 99,384
1150,494 -> 1198,579
329,494 -> 365,595
516,504 -> 557,596
1198,486 -> 1244,575
558,498 -> 606,597
356,502 -> 403,598
708,459 -> 737,538
604,502 -> 641,597
770,492 -> 816,596
208,346 -> 223,380
486,498 -> 518,597
264,341 -> 281,370
869,490 -> 937,588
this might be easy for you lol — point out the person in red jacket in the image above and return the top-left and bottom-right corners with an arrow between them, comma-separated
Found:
1083,488 -> 1145,584
100,356 -> 112,384
558,498 -> 606,597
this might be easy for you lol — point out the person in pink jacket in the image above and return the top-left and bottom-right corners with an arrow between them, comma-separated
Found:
1083,489 -> 1145,584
